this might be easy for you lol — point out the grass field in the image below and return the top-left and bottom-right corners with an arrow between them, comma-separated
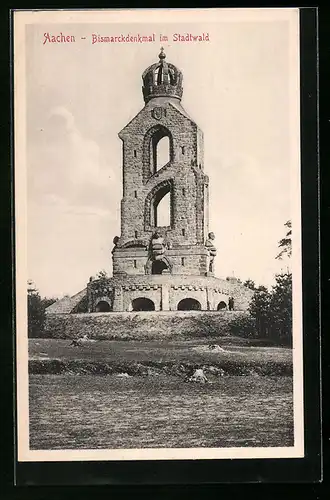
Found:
28,337 -> 293,450
29,373 -> 293,450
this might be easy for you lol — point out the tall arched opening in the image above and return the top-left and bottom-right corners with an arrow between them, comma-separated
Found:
151,128 -> 171,173
177,298 -> 202,311
145,180 -> 174,229
154,135 -> 170,172
143,125 -> 173,181
155,189 -> 171,226
131,297 -> 155,311
217,301 -> 227,310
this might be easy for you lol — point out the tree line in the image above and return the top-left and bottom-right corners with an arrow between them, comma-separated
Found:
238,220 -> 292,346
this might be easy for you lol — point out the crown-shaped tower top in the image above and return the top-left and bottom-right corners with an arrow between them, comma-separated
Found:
142,48 -> 183,103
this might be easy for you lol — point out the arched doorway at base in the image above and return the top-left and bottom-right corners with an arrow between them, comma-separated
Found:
95,300 -> 111,312
177,298 -> 201,311
217,301 -> 227,310
131,297 -> 155,311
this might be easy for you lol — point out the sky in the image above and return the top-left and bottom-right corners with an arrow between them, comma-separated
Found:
24,11 -> 299,298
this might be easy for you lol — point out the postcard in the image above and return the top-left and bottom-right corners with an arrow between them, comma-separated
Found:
14,8 -> 306,464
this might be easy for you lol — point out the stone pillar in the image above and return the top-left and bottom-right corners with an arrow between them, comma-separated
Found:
112,286 -> 123,312
206,287 -> 211,311
161,284 -> 170,311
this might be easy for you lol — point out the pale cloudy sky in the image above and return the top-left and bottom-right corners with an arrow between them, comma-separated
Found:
24,11 -> 299,298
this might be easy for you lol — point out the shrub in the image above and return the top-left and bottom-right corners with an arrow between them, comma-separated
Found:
28,281 -> 57,337
228,314 -> 257,338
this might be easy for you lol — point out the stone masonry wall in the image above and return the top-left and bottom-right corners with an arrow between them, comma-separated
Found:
86,275 -> 253,313
116,97 -> 207,278
112,245 -> 208,276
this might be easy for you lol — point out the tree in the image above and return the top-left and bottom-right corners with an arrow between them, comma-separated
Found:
42,297 -> 58,309
273,221 -> 292,343
276,220 -> 292,260
234,222 -> 293,345
247,275 -> 292,345
248,285 -> 272,338
27,281 -> 44,337
27,281 -> 57,337
96,270 -> 108,279
269,272 -> 292,345
243,279 -> 256,291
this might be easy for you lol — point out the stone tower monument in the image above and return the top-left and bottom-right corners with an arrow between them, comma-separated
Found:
47,49 -> 253,315
114,47 -> 211,281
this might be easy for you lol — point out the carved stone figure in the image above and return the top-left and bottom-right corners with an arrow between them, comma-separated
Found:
205,231 -> 216,254
111,235 -> 120,254
150,231 -> 166,261
205,232 -> 217,272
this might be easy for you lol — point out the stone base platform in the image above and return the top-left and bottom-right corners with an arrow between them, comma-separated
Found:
46,274 -> 253,315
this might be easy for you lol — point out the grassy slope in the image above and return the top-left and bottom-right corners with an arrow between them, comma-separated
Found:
45,310 -> 255,340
